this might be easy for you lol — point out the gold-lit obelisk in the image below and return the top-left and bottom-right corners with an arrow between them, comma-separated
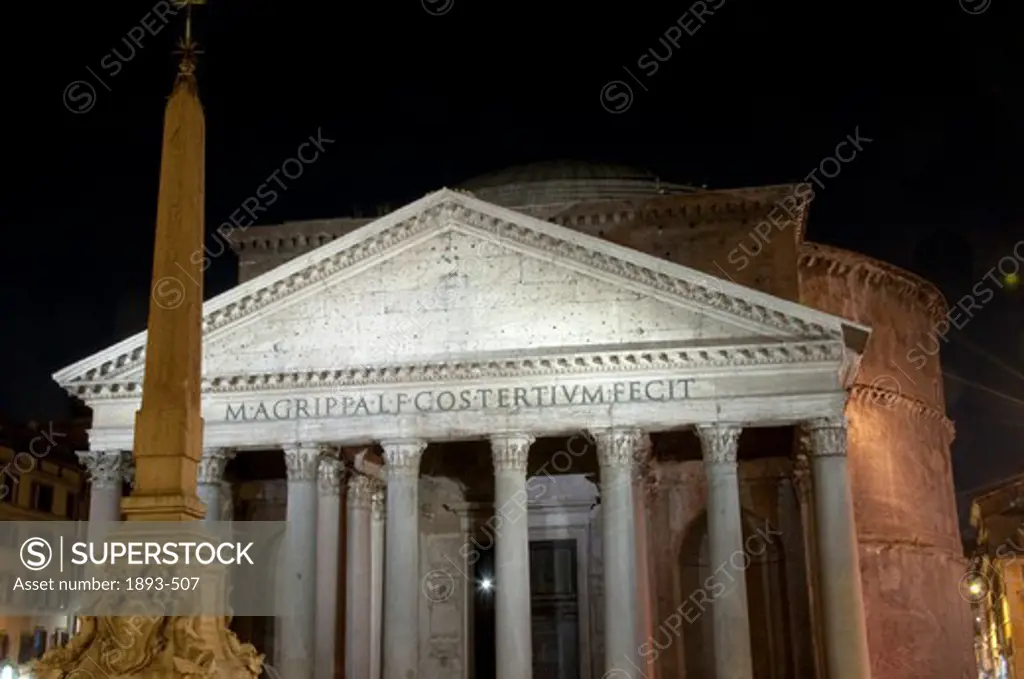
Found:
33,2 -> 263,676
119,0 -> 207,525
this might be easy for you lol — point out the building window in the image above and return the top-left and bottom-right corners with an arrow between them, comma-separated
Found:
33,628 -> 46,658
0,479 -> 14,504
64,493 -> 78,519
31,482 -> 54,513
17,634 -> 33,664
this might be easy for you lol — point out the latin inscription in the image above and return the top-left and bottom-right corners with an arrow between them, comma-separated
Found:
223,378 -> 695,422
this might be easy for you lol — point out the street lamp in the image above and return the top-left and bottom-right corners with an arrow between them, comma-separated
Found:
0,660 -> 19,679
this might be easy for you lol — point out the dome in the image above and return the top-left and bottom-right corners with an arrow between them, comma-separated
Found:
457,160 -> 696,207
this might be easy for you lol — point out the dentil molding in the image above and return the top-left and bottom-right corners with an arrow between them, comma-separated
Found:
65,340 -> 846,401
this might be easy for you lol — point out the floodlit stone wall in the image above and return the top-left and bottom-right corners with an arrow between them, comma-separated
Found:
799,244 -> 973,679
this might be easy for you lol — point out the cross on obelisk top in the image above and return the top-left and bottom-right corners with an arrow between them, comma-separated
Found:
173,0 -> 206,75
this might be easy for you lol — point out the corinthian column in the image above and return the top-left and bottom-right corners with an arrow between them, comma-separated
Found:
76,450 -> 129,523
633,435 -> 656,678
197,447 -> 234,523
281,443 -> 321,679
804,417 -> 871,679
594,428 -> 642,678
316,456 -> 345,679
491,433 -> 535,679
695,424 -> 754,679
793,452 -> 827,679
381,439 -> 427,679
346,473 -> 374,679
370,482 -> 386,679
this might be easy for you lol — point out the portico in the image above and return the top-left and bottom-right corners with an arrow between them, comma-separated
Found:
55,189 -> 872,679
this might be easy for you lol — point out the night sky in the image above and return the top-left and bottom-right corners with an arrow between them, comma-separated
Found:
3,0 -> 1021,522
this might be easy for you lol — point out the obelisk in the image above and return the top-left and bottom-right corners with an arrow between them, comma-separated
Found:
33,3 -> 264,676
120,0 -> 207,524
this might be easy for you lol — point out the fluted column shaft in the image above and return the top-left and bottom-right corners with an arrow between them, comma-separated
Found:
220,481 -> 234,521
805,417 -> 871,679
594,428 -> 643,678
346,473 -> 375,679
77,450 -> 129,523
197,447 -> 235,523
281,443 -> 321,679
633,436 -> 656,679
792,453 -> 827,679
316,457 -> 346,679
491,433 -> 535,679
696,424 -> 753,679
370,483 -> 386,679
382,439 -> 427,679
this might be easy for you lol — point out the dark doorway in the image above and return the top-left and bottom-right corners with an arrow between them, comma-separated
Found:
472,544 -> 496,678
530,539 -> 580,679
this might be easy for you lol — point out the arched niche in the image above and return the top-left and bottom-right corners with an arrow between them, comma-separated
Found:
676,509 -> 794,679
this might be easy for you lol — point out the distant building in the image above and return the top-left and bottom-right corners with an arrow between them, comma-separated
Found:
0,419 -> 87,667
969,474 -> 1024,679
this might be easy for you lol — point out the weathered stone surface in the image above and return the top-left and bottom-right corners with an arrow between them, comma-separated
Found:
206,229 -> 745,375
800,242 -> 947,410
860,546 -> 973,679
800,244 -> 972,679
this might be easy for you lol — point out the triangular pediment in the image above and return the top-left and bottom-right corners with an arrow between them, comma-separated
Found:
54,189 -> 865,395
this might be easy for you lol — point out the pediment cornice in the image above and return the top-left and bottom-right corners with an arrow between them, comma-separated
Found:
55,190 -> 860,391
65,339 -> 845,401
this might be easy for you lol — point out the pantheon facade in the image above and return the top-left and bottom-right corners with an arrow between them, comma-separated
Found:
55,162 -> 973,679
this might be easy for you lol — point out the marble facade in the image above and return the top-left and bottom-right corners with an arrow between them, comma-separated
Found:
56,189 -> 877,678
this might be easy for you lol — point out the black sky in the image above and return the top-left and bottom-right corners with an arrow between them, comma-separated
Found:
2,0 -> 1022,515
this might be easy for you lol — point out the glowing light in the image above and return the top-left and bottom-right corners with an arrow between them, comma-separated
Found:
969,581 -> 983,596
1005,272 -> 1020,289
1,664 -> 18,679
479,578 -> 493,592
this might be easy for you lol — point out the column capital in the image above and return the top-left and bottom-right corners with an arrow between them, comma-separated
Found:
283,443 -> 322,483
490,433 -> 534,473
592,427 -> 644,469
318,457 -> 347,496
371,482 -> 386,521
198,447 -> 235,484
632,433 -> 653,482
792,452 -> 813,501
347,473 -> 375,508
76,450 -> 129,490
380,439 -> 427,479
122,452 -> 136,490
803,417 -> 848,458
695,424 -> 742,466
